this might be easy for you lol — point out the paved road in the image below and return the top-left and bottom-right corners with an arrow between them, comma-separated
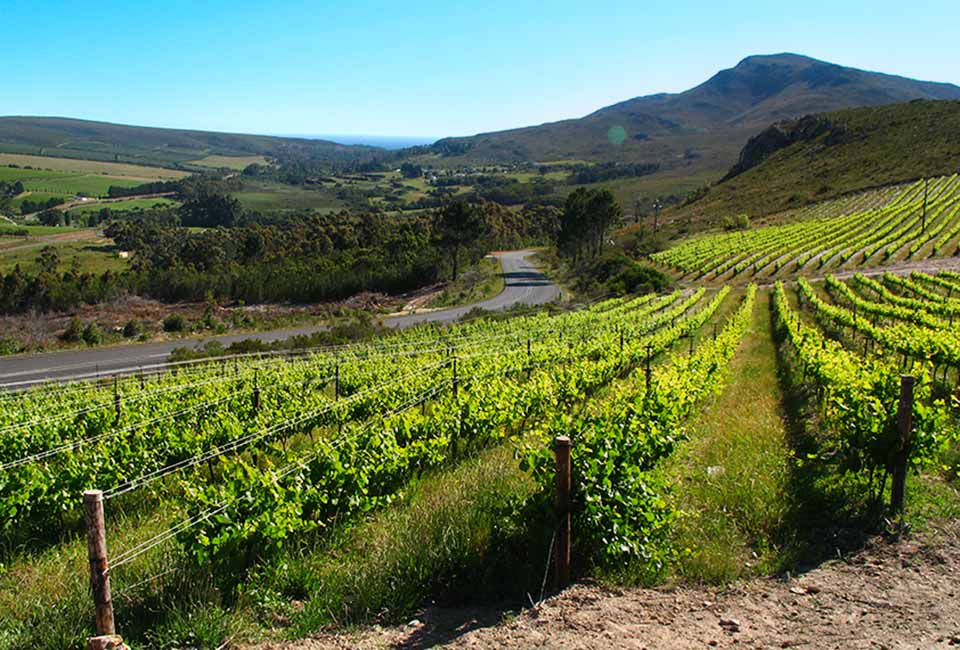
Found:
0,250 -> 559,387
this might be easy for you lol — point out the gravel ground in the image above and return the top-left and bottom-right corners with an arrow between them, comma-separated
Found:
262,523 -> 960,650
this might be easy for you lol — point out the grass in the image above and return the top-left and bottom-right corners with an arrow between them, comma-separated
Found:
663,288 -> 792,582
0,153 -> 188,179
0,237 -> 125,274
187,155 -> 267,170
258,443 -> 540,637
233,180 -> 346,212
426,257 -> 505,308
68,197 -> 180,215
0,224 -> 80,236
670,100 -> 960,225
10,192 -> 72,211
0,441 -> 538,649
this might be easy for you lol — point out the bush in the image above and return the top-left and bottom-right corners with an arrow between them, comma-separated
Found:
609,264 -> 670,295
82,322 -> 103,346
62,316 -> 84,342
0,337 -> 21,355
163,313 -> 188,332
122,319 -> 143,338
723,213 -> 751,231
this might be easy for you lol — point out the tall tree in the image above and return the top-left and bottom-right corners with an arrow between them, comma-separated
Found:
432,199 -> 491,281
557,188 -> 621,261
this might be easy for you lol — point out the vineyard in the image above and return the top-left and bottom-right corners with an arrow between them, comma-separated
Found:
653,174 -> 960,280
4,177 -> 960,649
1,285 -> 765,647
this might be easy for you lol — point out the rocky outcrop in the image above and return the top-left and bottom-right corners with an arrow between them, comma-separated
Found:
722,114 -> 841,181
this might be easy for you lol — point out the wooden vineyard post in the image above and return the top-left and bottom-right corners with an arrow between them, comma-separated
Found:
645,344 -> 653,394
554,436 -> 572,588
618,328 -> 624,357
138,367 -> 145,391
252,369 -> 261,414
890,375 -> 914,515
113,376 -> 121,421
688,333 -> 694,356
83,490 -> 116,638
713,323 -> 718,341
452,356 -> 459,399
334,362 -> 340,400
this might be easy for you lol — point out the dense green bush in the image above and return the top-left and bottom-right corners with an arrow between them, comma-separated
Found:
61,316 -> 84,342
163,313 -> 188,332
82,322 -> 103,346
122,319 -> 143,338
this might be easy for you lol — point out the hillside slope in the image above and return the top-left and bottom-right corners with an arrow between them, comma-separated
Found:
0,116 -> 380,168
423,54 -> 960,175
670,99 -> 960,223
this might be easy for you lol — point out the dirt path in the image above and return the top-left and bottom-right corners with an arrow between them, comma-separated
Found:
276,524 -> 960,649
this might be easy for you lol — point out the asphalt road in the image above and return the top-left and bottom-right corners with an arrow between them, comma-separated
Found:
0,250 -> 559,387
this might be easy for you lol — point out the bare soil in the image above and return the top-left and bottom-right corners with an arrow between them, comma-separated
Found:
267,524 -> 960,650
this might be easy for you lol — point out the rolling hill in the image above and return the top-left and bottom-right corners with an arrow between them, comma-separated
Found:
667,99 -> 960,223
423,53 -> 960,176
0,116 -> 381,169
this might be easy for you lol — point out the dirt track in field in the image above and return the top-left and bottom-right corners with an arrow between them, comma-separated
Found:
268,523 -> 960,650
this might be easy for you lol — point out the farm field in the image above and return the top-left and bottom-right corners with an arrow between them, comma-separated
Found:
0,153 -> 189,179
653,174 -> 960,282
233,179 -> 348,212
2,286 -> 754,647
1,231 -> 956,650
66,197 -> 180,216
187,154 -> 268,170
0,231 -> 122,274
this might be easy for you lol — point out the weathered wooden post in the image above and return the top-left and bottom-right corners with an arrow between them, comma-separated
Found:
645,344 -> 653,393
554,436 -> 572,588
113,376 -> 121,421
252,369 -> 261,414
452,357 -> 459,399
890,375 -> 914,514
83,490 -> 116,639
713,323 -> 718,341
618,328 -> 624,357
334,362 -> 340,400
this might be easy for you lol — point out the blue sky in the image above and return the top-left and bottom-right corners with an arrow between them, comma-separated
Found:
4,0 -> 959,138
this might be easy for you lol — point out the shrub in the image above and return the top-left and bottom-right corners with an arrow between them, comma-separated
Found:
122,319 -> 143,338
82,323 -> 103,346
62,316 -> 84,342
610,264 -> 670,295
163,313 -> 188,332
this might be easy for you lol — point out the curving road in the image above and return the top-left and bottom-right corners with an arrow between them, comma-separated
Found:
0,250 -> 559,387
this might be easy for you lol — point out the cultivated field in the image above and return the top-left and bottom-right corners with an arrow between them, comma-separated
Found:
0,153 -> 189,179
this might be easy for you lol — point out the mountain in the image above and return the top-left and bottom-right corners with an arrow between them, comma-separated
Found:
669,99 -> 960,222
0,116 -> 381,168
425,54 -> 960,174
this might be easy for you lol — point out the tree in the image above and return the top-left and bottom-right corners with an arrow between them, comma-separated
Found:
178,191 -> 242,228
38,209 -> 65,227
36,246 -> 60,274
432,200 -> 491,281
400,162 -> 422,179
557,188 -> 621,261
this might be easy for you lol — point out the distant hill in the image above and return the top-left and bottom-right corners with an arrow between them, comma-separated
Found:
422,54 -> 960,176
669,99 -> 960,223
0,116 -> 381,169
